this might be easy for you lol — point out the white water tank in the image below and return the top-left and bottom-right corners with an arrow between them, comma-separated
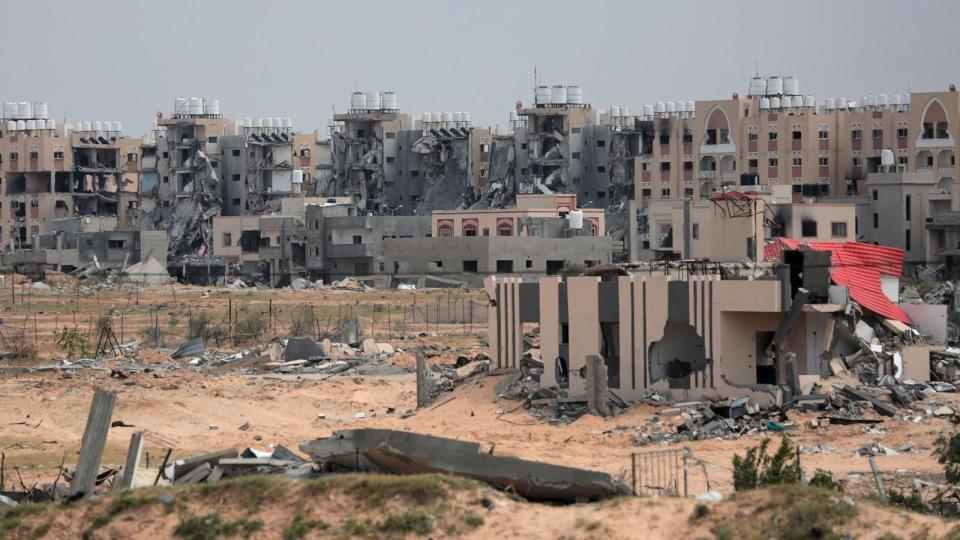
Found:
535,85 -> 551,106
6,120 -> 15,131
82,121 -> 92,132
453,111 -> 463,123
665,101 -> 676,114
174,97 -> 188,116
441,111 -> 453,124
655,102 -> 666,114
202,97 -> 220,116
862,95 -> 874,107
292,169 -> 304,184
836,97 -> 846,110
381,91 -> 398,111
686,101 -> 695,114
462,111 -> 471,124
677,101 -> 687,113
567,210 -> 584,229
2,102 -> 15,119
890,94 -> 901,106
16,101 -> 31,119
610,106 -> 621,118
351,92 -> 366,111
760,97 -> 770,109
621,105 -> 631,117
566,86 -> 583,105
46,119 -> 56,130
16,120 -> 25,131
73,121 -> 82,132
770,97 -> 781,109
366,91 -> 381,110
25,120 -> 35,131
430,112 -> 440,124
253,118 -> 263,128
93,121 -> 102,132
783,76 -> 799,95
115,121 -> 123,133
749,77 -> 767,96
881,149 -> 895,167
793,96 -> 804,108
263,117 -> 274,129
767,76 -> 783,95
878,94 -> 889,107
187,97 -> 202,115
551,85 -> 567,105
104,121 -> 114,132
803,95 -> 815,107
421,112 -> 431,125
282,117 -> 292,129
32,102 -> 48,119
824,98 -> 835,110
643,104 -> 654,117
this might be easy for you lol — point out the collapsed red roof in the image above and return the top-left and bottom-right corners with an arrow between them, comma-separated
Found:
763,237 -> 910,324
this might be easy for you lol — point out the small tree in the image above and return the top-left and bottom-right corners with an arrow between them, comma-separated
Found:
287,305 -> 317,338
732,436 -> 800,491
934,432 -> 960,484
0,329 -> 37,361
55,327 -> 91,359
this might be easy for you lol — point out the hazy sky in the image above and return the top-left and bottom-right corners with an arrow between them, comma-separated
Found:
6,0 -> 958,134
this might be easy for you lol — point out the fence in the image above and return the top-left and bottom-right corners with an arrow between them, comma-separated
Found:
630,448 -> 687,497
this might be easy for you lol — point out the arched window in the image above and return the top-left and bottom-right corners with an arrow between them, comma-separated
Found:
437,220 -> 453,237
921,99 -> 950,140
497,222 -> 513,236
462,219 -> 478,237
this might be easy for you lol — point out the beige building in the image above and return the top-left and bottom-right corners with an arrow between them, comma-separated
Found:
431,194 -> 604,237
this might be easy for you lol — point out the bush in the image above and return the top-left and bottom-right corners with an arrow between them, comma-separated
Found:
0,328 -> 37,361
235,309 -> 267,344
733,436 -> 800,491
887,489 -> 930,514
934,432 -> 960,484
54,327 -> 91,359
287,305 -> 316,338
559,260 -> 586,277
809,469 -> 844,492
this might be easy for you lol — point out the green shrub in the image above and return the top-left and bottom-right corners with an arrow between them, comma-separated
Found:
934,432 -> 960,484
732,436 -> 800,491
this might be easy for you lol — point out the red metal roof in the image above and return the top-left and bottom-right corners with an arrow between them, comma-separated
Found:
763,237 -> 910,323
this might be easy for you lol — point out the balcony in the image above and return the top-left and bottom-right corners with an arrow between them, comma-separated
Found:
926,212 -> 960,231
698,170 -> 716,180
719,171 -> 737,181
326,243 -> 376,258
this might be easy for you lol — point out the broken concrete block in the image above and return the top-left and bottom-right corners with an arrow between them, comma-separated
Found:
376,342 -> 395,355
361,338 -> 378,356
933,406 -> 955,416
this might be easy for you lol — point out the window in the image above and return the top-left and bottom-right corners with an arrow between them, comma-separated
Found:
497,223 -> 513,236
9,152 -> 17,161
748,132 -> 758,142
873,212 -> 879,228
691,223 -> 699,239
801,220 -> 817,237
162,176 -> 169,184
897,127 -> 908,137
525,259 -> 533,269
682,130 -> 693,144
231,149 -> 241,157
223,232 -> 232,246
898,156 -> 908,166
661,188 -> 671,198
792,157 -> 802,166
851,129 -> 862,140
410,170 -> 419,177
768,132 -> 778,141
853,157 -> 862,167
596,140 -> 605,148
818,157 -> 829,166
830,222 -> 847,237
597,166 -> 606,173
819,130 -> 829,140
659,134 -> 669,144
232,174 -> 240,181
520,143 -> 527,150
462,260 -> 478,273
597,191 -> 606,199
684,187 -> 694,197
660,162 -> 671,171
905,229 -> 911,251
232,197 -> 240,206
683,161 -> 693,170
905,195 -> 911,221
748,159 -> 758,168
386,156 -> 395,163
385,132 -> 396,139
464,226 -> 477,237
641,188 -> 651,197
872,129 -> 883,140
792,131 -> 802,140
53,151 -> 64,160
29,151 -> 40,161
768,158 -> 778,167
571,127 -> 581,134
520,167 -> 528,175
352,235 -> 362,245
496,260 -> 514,273
299,148 -> 311,157
572,152 -> 581,159
162,151 -> 169,158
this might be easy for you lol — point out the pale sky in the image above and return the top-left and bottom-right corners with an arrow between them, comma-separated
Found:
6,0 -> 958,134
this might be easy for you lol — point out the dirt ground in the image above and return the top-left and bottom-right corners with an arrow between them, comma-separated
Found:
1,278 -> 959,536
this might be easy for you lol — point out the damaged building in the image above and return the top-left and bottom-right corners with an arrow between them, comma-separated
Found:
486,238 -> 914,405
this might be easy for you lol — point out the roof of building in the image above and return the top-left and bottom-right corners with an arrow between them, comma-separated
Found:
708,190 -> 760,201
763,237 -> 910,324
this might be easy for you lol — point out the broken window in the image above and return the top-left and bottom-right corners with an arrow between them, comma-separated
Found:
596,140 -> 605,148
127,152 -> 137,162
692,223 -> 699,239
545,260 -> 564,275
597,166 -> 605,173
768,132 -> 778,141
9,152 -> 18,161
108,240 -> 125,249
682,129 -> 693,144
649,321 -> 707,389
600,322 -> 620,389
801,220 -> 817,237
683,161 -> 693,171
223,232 -> 232,247
525,259 -> 532,269
462,260 -> 478,273
769,158 -> 778,167
352,235 -> 362,244
905,195 -> 911,221
496,260 -> 513,273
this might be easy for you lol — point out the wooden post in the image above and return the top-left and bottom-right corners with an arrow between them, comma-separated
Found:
70,389 -> 117,497
416,353 -> 430,408
116,431 -> 145,490
268,298 -> 273,334
586,355 -> 611,417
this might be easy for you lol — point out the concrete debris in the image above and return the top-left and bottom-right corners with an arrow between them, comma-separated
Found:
282,337 -> 324,361
123,257 -> 173,285
299,428 -> 630,502
170,337 -> 205,359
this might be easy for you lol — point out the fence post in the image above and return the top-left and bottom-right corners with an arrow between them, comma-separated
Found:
868,457 -> 886,501
682,448 -> 689,498
631,453 -> 637,496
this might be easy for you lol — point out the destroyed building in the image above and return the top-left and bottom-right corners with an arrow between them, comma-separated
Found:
1,101 -> 141,250
486,239 -> 916,405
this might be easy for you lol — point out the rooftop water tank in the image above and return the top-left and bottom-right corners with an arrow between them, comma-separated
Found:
83,121 -> 92,132
767,76 -> 784,95
263,117 -> 274,128
783,76 -> 799,95
175,97 -> 188,116
93,121 -> 102,132
881,149 -> 895,166
686,101 -> 695,114
551,85 -> 567,105
676,101 -> 686,113
862,95 -> 874,107
351,92 -> 366,111
566,86 -> 583,105
655,102 -> 666,114
188,97 -> 203,115
665,101 -> 676,113
2,102 -> 15,120
242,117 -> 252,127
114,121 -> 122,133
509,110 -> 519,121
453,111 -> 463,123
760,97 -> 770,109
16,120 -> 25,131
202,97 -> 220,116
793,95 -> 804,108
32,102 -> 48,119
770,97 -> 781,109
567,210 -> 584,229
825,98 -> 836,110
6,120 -> 15,132
643,104 -> 654,117
46,119 -> 55,130
890,94 -> 901,106
254,118 -> 263,128
16,101 -> 31,119
25,120 -> 35,131
366,91 -> 381,110
621,105 -> 631,117
421,112 -> 431,124
441,111 -> 453,123
103,121 -> 113,132
281,117 -> 292,129
836,97 -> 846,110
462,111 -> 471,124
878,94 -> 889,107
535,85 -> 551,106
610,106 -> 621,118
381,91 -> 398,111
803,95 -> 815,107
749,77 -> 767,96
432,112 -> 441,124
